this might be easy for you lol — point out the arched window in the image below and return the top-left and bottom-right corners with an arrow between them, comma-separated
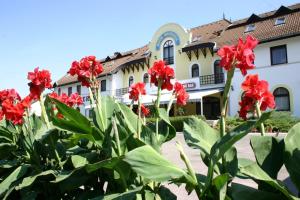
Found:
214,60 -> 223,84
273,87 -> 290,111
128,76 -> 134,87
143,73 -> 149,83
191,64 -> 199,78
163,40 -> 174,65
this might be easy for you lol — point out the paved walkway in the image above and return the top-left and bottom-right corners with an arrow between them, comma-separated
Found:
161,133 -> 298,200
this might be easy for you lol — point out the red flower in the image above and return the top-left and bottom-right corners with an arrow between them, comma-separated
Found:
68,56 -> 103,87
238,74 -> 275,119
28,67 -> 52,99
49,92 -> 83,107
0,89 -> 21,104
148,60 -> 174,91
173,82 -> 189,106
1,99 -> 25,125
20,95 -> 33,109
129,82 -> 146,101
0,109 -> 3,121
141,104 -> 150,116
217,35 -> 258,76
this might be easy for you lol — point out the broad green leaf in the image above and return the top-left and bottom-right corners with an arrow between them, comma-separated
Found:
91,186 -> 142,200
240,163 -> 298,200
210,112 -> 272,163
116,103 -> 140,134
183,117 -> 219,155
229,182 -> 284,200
157,186 -> 177,200
124,145 -> 188,182
85,157 -> 122,173
71,155 -> 88,168
284,122 -> 300,191
157,108 -> 176,142
250,136 -> 284,179
0,165 -> 29,196
212,173 -> 230,200
16,170 -> 56,190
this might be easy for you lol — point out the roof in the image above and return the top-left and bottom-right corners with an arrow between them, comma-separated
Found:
55,3 -> 300,87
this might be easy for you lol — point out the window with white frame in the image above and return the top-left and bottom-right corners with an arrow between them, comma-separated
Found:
245,24 -> 255,32
270,45 -> 287,65
101,80 -> 106,92
128,76 -> 134,87
143,73 -> 149,83
275,17 -> 285,26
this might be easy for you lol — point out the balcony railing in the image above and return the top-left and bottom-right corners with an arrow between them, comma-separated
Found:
200,73 -> 224,85
115,87 -> 129,97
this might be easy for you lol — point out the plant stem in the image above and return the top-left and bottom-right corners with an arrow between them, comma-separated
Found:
137,98 -> 141,139
255,101 -> 265,136
155,81 -> 162,138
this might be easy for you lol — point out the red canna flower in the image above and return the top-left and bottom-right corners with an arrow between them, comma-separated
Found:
148,60 -> 174,91
238,74 -> 275,119
1,99 -> 25,125
49,92 -> 83,107
217,35 -> 258,76
68,56 -> 103,87
0,109 -> 3,121
0,89 -> 21,104
141,104 -> 150,116
129,82 -> 146,101
28,67 -> 52,100
173,82 -> 189,106
20,95 -> 33,109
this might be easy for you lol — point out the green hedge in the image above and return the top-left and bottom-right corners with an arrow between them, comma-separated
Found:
216,111 -> 300,133
147,115 -> 206,132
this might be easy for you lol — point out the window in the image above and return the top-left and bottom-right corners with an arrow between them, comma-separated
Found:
101,80 -> 106,92
163,40 -> 174,65
143,73 -> 149,83
214,60 -> 224,84
191,64 -> 199,78
270,45 -> 287,65
245,24 -> 255,32
275,17 -> 285,26
128,76 -> 134,87
68,87 -> 72,96
58,88 -> 61,96
76,85 -> 81,95
273,87 -> 290,111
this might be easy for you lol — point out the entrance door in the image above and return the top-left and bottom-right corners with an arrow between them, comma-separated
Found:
203,97 -> 221,119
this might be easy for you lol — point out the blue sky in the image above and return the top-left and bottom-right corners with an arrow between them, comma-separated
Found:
0,0 -> 298,97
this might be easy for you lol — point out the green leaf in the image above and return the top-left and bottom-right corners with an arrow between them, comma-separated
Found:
183,117 -> 219,156
240,163 -> 298,200
116,103 -> 140,134
16,170 -> 56,190
91,186 -> 142,200
0,165 -> 29,196
212,173 -> 230,200
157,108 -> 176,142
124,145 -> 188,182
157,186 -> 177,200
250,135 -> 284,179
71,155 -> 88,168
284,122 -> 300,191
229,182 -> 284,200
85,157 -> 122,173
211,112 -> 272,163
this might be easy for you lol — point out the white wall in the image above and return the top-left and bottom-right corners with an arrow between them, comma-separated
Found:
229,36 -> 300,117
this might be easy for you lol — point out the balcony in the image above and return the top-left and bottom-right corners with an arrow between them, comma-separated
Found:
200,73 -> 224,85
115,87 -> 129,97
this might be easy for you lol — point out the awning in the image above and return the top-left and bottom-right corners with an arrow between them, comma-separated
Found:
188,88 -> 223,102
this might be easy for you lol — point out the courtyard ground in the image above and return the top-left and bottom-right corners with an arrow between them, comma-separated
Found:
161,132 -> 298,200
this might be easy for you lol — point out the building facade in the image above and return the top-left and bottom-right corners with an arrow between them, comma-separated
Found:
54,3 -> 300,119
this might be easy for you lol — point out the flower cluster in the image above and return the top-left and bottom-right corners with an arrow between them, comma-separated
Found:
239,74 -> 275,119
0,89 -> 32,125
69,56 -> 104,87
174,82 -> 189,106
28,67 -> 52,100
49,92 -> 83,107
217,35 -> 258,76
129,82 -> 146,102
148,60 -> 174,91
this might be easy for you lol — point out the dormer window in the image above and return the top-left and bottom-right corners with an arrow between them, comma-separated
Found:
275,17 -> 285,26
245,24 -> 255,33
